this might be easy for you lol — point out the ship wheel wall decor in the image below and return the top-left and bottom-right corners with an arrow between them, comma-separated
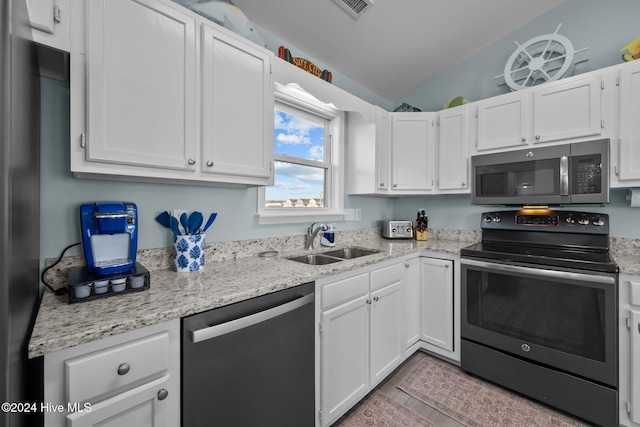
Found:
496,24 -> 589,91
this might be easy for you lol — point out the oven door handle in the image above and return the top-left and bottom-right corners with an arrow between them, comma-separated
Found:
461,258 -> 615,285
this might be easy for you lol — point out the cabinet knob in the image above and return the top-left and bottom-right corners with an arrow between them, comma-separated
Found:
393,184 -> 398,188
373,296 -> 379,302
366,299 -> 372,305
461,182 -> 466,187
117,363 -> 130,376
157,389 -> 169,401
379,183 -> 385,187
405,264 -> 410,268
206,160 -> 214,167
521,137 -> 526,142
188,158 -> 196,165
535,135 -> 541,140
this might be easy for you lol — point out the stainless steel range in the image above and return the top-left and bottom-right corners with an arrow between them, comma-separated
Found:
460,209 -> 618,427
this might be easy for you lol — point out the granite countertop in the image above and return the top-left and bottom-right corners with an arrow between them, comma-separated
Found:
28,233 -> 471,359
29,229 -> 640,359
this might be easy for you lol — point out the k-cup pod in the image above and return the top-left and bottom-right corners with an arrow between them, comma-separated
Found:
74,284 -> 91,299
130,275 -> 145,289
111,278 -> 126,292
94,280 -> 109,294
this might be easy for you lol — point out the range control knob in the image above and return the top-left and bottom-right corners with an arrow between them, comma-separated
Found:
578,216 -> 590,226
483,215 -> 492,223
493,215 -> 502,223
565,215 -> 574,224
592,216 -> 605,226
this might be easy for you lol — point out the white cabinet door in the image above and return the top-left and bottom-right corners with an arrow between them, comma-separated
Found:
27,0 -> 70,52
375,107 -> 392,192
438,106 -> 469,191
618,60 -> 640,183
476,91 -> 530,152
85,0 -> 197,171
67,376 -> 170,427
532,74 -> 602,144
320,294 -> 370,427
370,281 -> 403,385
201,23 -> 273,182
391,113 -> 435,191
420,258 -> 454,351
402,258 -> 421,350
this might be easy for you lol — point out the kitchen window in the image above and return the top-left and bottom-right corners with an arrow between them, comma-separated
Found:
258,83 -> 344,224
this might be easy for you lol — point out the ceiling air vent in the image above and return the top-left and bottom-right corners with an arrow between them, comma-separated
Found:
332,0 -> 373,19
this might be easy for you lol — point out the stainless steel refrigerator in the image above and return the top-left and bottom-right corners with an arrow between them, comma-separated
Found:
1,0 -> 43,426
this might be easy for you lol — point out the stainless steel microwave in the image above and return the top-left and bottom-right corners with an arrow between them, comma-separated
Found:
471,139 -> 609,205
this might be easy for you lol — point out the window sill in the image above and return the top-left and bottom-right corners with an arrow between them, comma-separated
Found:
257,211 -> 345,225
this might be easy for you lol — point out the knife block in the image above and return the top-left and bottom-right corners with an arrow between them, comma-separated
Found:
415,229 -> 428,241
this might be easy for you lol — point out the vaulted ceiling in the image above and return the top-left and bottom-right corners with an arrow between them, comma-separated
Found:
233,0 -> 565,102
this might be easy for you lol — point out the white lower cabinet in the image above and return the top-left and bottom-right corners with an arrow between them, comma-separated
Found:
402,258 -> 421,352
420,257 -> 454,352
44,320 -> 180,427
318,263 -> 404,427
619,275 -> 640,427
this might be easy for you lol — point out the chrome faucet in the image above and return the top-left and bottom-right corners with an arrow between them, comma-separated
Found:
305,223 -> 328,249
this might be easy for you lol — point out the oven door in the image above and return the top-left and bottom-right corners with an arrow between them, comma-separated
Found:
461,257 -> 617,387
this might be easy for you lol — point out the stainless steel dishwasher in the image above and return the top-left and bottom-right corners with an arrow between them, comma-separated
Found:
181,282 -> 315,426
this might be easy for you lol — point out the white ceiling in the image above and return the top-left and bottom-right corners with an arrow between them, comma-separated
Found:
232,0 -> 565,102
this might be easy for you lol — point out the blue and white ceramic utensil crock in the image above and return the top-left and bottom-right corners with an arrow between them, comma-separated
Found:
173,234 -> 205,272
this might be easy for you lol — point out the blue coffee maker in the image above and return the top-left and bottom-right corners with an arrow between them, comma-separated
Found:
80,202 -> 138,276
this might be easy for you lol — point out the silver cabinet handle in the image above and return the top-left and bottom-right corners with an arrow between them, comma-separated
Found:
188,158 -> 196,165
206,161 -> 214,167
191,293 -> 314,343
157,389 -> 169,401
117,363 -> 130,376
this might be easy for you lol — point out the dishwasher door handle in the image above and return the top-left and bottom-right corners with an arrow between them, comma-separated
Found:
191,293 -> 314,343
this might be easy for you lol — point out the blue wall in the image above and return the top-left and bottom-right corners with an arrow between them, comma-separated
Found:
398,0 -> 640,111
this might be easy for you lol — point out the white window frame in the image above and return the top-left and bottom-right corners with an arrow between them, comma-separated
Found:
258,83 -> 345,225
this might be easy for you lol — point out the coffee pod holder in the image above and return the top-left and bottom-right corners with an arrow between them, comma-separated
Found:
66,262 -> 150,304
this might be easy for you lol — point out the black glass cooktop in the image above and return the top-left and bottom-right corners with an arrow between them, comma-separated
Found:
461,242 -> 619,273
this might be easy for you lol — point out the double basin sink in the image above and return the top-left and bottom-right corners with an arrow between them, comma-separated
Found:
288,247 -> 381,265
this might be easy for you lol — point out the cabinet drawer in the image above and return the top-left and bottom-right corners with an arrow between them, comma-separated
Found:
370,263 -> 404,292
65,332 -> 169,403
322,273 -> 369,310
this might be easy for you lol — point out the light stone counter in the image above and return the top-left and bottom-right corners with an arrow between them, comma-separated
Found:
29,229 -> 477,358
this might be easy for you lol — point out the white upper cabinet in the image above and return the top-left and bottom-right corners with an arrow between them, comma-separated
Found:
437,105 -> 470,192
391,112 -> 436,192
85,0 -> 198,172
614,59 -> 640,186
70,0 -> 274,186
476,90 -> 530,152
27,0 -> 71,52
200,22 -> 273,182
346,106 -> 391,195
532,73 -> 603,144
472,70 -> 608,155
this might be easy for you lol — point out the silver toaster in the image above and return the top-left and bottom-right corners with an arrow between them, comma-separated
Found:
382,220 -> 414,239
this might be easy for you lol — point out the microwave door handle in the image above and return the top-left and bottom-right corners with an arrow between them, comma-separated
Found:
560,155 -> 569,196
